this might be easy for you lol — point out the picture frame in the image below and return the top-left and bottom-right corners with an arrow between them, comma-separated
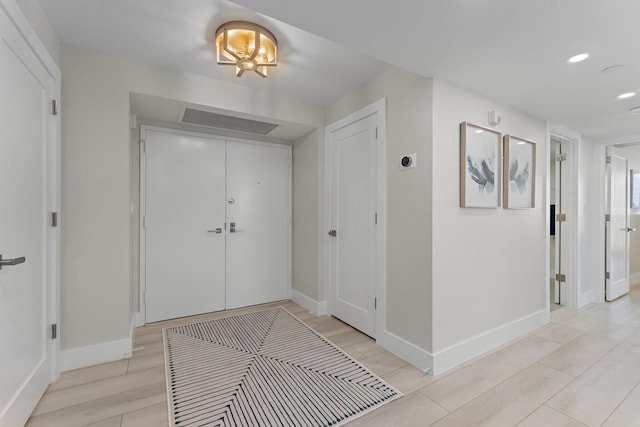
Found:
631,169 -> 640,208
460,121 -> 501,208
503,135 -> 536,209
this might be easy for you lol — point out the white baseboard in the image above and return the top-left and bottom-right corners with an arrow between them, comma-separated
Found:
59,337 -> 133,372
135,311 -> 145,327
578,290 -> 594,308
376,329 -> 432,373
630,272 -> 640,288
291,288 -> 327,315
431,309 -> 548,375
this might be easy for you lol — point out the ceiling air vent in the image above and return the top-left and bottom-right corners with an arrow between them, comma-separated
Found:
181,108 -> 279,135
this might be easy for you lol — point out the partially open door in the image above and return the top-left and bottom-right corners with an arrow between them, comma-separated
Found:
606,146 -> 631,301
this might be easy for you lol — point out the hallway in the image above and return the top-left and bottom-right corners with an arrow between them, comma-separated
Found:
27,287 -> 640,426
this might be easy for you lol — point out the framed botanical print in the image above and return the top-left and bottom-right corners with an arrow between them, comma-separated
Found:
503,135 -> 536,209
460,122 -> 501,208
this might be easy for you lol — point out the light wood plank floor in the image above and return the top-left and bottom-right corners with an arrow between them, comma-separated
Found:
27,287 -> 640,426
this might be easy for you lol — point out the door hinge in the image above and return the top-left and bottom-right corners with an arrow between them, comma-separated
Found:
375,127 -> 378,139
51,324 -> 57,339
555,273 -> 566,283
375,212 -> 378,224
556,213 -> 567,222
606,156 -> 611,164
51,99 -> 59,116
143,290 -> 147,304
605,271 -> 610,280
140,140 -> 146,154
374,298 -> 377,310
556,152 -> 567,162
142,216 -> 146,229
605,214 -> 611,222
51,212 -> 58,227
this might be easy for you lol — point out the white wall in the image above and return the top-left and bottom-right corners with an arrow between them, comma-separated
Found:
431,80 -> 548,372
327,68 -> 434,354
59,44 -> 324,366
292,130 -> 323,303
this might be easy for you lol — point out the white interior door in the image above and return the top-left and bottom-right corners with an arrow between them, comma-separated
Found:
0,4 -> 56,425
328,114 -> 377,337
226,141 -> 290,309
144,130 -> 226,322
606,146 -> 631,301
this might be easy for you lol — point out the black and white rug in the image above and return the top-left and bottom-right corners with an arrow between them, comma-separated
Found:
163,307 -> 401,426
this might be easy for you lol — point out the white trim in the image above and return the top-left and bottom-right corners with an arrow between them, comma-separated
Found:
139,127 -> 147,324
59,338 -> 133,372
630,272 -> 640,287
290,289 -> 327,315
376,330 -> 432,373
578,290 -> 594,306
129,313 -> 136,345
324,98 -> 387,339
135,311 -> 145,327
431,309 -> 549,375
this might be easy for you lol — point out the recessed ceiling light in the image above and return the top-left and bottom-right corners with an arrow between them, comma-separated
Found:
568,53 -> 589,63
630,106 -> 640,115
618,92 -> 636,99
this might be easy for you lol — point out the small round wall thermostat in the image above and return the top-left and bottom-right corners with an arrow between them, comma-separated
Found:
401,156 -> 413,167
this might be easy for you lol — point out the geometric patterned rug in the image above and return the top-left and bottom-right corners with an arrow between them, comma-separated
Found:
163,307 -> 401,426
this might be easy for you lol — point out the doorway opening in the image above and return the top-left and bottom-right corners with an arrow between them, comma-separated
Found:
550,136 -> 569,310
548,127 -> 579,310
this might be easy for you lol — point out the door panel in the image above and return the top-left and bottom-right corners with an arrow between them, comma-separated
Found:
144,130 -> 226,322
0,6 -> 53,425
226,142 -> 290,309
606,147 -> 630,301
329,114 -> 377,337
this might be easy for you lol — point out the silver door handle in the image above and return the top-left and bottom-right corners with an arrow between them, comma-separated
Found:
0,255 -> 26,270
207,228 -> 223,234
628,227 -> 637,232
328,229 -> 337,237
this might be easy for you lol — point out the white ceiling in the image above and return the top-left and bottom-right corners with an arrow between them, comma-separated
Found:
39,0 -> 640,140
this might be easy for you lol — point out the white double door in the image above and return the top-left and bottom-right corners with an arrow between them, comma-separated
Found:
143,128 -> 290,323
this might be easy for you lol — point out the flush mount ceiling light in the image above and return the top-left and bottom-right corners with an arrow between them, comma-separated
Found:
215,21 -> 277,78
617,92 -> 637,99
568,53 -> 589,63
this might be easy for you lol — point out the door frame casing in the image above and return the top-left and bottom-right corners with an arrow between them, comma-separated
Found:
324,98 -> 387,338
138,125 -> 292,325
595,134 -> 640,303
547,123 -> 580,309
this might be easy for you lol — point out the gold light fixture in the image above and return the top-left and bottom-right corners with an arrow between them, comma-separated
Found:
215,21 -> 277,78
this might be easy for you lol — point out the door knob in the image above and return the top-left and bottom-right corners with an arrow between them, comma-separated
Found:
230,222 -> 236,233
328,229 -> 337,237
628,227 -> 637,232
207,228 -> 223,234
0,255 -> 26,270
